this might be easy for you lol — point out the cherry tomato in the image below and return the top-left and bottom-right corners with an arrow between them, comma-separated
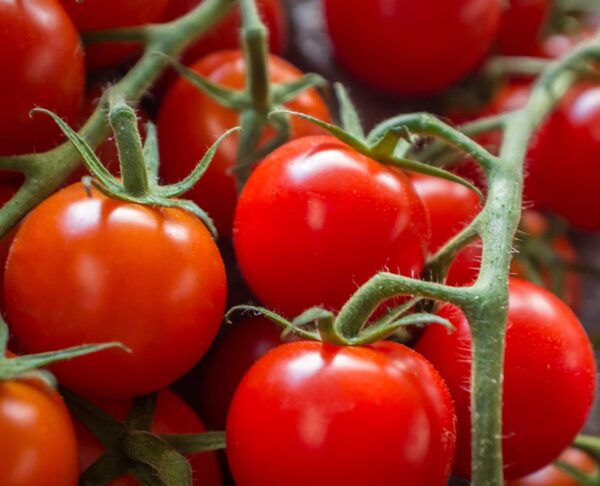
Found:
0,377 -> 79,486
162,0 -> 287,61
497,0 -> 551,56
77,389 -> 222,485
410,173 -> 481,254
507,447 -> 598,486
416,279 -> 596,480
157,50 -> 330,237
4,182 -> 227,399
58,0 -> 169,70
227,340 -> 456,486
0,0 -> 84,156
324,0 -> 501,95
233,135 -> 430,318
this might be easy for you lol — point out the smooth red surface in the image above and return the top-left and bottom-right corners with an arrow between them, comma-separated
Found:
4,183 -> 227,398
227,340 -> 456,486
58,0 -> 169,69
324,0 -> 501,95
0,0 -> 84,156
158,50 -> 330,238
410,173 -> 481,254
233,135 -> 430,318
0,379 -> 79,486
416,279 -> 596,480
497,0 -> 551,55
77,389 -> 223,486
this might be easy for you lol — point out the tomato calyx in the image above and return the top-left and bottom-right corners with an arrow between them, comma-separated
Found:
227,299 -> 454,346
559,436 -> 600,486
64,390 -> 225,486
35,92 -> 239,238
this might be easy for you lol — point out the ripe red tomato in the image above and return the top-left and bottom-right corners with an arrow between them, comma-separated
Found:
4,182 -> 227,399
58,0 -> 169,70
162,0 -> 287,61
507,447 -> 598,486
0,377 -> 79,485
233,135 -> 430,318
227,340 -> 456,486
324,0 -> 501,95
77,389 -> 223,486
157,50 -> 330,238
0,0 -> 84,156
410,173 -> 481,254
497,0 -> 551,56
416,279 -> 596,480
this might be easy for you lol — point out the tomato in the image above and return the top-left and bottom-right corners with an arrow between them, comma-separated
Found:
233,135 -> 430,318
0,377 -> 79,486
324,0 -> 501,95
416,279 -> 596,480
157,50 -> 330,238
507,447 -> 598,486
227,340 -> 456,486
497,0 -> 551,56
162,0 -> 287,61
188,317 -> 284,430
410,173 -> 481,255
58,0 -> 169,70
0,0 -> 84,156
4,182 -> 226,399
77,389 -> 222,485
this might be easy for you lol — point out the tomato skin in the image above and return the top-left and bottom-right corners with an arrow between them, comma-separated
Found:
4,183 -> 227,399
324,0 -> 501,95
497,0 -> 551,56
0,378 -> 79,486
227,340 -> 456,486
157,50 -> 329,238
233,135 -> 430,318
77,389 -> 222,486
507,447 -> 598,486
58,0 -> 169,70
416,279 -> 596,480
0,0 -> 84,156
410,173 -> 481,254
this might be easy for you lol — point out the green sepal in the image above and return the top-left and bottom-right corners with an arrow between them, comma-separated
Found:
334,83 -> 365,139
126,394 -> 158,430
162,431 -> 227,454
554,460 -> 598,486
143,122 -> 161,184
79,450 -> 132,486
272,73 -> 328,105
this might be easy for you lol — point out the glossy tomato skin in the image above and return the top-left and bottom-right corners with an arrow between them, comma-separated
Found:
233,135 -> 430,318
162,0 -> 286,60
0,0 -> 84,156
497,0 -> 551,56
77,389 -> 223,486
58,0 -> 169,70
0,378 -> 79,486
324,0 -> 501,95
5,183 -> 227,399
416,279 -> 596,480
410,173 -> 481,254
227,340 -> 456,486
158,50 -> 330,238
507,447 -> 598,486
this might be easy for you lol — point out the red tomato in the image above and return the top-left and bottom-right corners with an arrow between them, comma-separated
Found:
497,0 -> 551,56
0,377 -> 79,486
410,173 -> 481,254
324,0 -> 501,95
227,340 -> 456,486
507,447 -> 598,486
77,389 -> 222,486
157,50 -> 330,238
162,0 -> 287,61
0,0 -> 84,156
233,135 -> 430,318
4,183 -> 227,399
58,0 -> 169,70
416,279 -> 596,480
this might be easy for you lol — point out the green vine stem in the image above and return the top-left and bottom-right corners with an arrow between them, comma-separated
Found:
0,0 -> 237,238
